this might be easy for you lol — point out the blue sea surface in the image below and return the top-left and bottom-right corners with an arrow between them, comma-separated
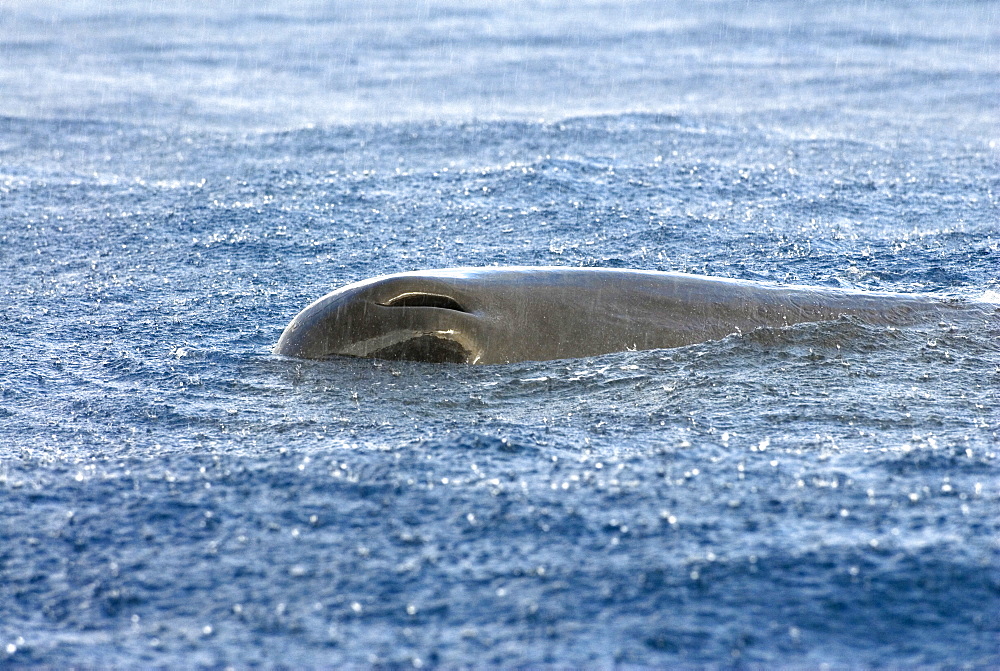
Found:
1,0 -> 999,666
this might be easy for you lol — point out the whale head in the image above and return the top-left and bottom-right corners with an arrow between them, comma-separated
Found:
273,267 -> 694,364
273,271 -> 489,364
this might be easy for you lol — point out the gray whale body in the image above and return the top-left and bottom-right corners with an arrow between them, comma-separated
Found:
273,267 -> 982,364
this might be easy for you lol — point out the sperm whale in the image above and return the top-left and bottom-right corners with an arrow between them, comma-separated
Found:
273,266 -> 987,364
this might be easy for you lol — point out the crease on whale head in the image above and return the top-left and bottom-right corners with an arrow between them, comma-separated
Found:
273,277 -> 480,364
379,292 -> 469,312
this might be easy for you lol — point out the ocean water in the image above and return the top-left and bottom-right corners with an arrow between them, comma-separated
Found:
1,0 -> 999,666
